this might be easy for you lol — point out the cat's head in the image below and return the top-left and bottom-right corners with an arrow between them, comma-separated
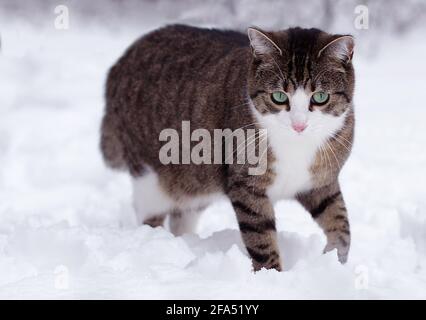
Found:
247,27 -> 354,138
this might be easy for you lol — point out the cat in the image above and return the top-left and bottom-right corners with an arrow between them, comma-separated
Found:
100,24 -> 355,271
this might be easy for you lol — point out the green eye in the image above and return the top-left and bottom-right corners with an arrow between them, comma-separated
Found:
311,92 -> 329,105
271,91 -> 288,105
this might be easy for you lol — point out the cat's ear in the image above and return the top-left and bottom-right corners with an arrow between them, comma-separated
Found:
318,35 -> 354,62
247,27 -> 282,56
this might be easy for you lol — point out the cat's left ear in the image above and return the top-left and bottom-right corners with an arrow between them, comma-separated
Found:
318,35 -> 354,63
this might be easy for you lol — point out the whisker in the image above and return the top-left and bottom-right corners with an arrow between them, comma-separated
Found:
244,135 -> 269,170
224,130 -> 267,163
320,145 -> 328,181
236,122 -> 262,131
325,140 -> 341,170
316,142 -> 324,180
315,124 -> 353,153
332,134 -> 352,153
333,132 -> 353,148
223,123 -> 263,163
268,54 -> 286,83
321,143 -> 332,177
308,124 -> 353,154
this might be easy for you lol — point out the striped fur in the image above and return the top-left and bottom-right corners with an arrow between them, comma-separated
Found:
297,185 -> 350,263
100,25 -> 355,272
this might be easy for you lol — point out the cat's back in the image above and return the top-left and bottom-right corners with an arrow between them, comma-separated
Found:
149,24 -> 248,46
108,24 -> 248,82
102,24 -> 250,174
135,24 -> 248,59
105,24 -> 249,120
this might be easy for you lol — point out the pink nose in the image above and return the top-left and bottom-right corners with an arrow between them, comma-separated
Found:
292,122 -> 307,133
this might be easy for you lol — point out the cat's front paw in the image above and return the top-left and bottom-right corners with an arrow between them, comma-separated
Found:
253,259 -> 282,272
323,232 -> 350,264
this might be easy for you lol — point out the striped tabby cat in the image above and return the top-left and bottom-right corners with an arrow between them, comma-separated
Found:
100,25 -> 355,271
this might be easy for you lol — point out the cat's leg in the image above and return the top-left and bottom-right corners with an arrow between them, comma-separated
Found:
168,207 -> 203,236
297,183 -> 350,263
227,180 -> 281,271
132,172 -> 175,227
143,214 -> 166,228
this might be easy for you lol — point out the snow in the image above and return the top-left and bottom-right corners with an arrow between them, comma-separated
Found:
1,14 -> 426,299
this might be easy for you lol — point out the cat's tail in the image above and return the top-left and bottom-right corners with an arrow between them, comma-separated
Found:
100,110 -> 126,170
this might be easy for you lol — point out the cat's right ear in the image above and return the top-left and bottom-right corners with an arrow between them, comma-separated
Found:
318,35 -> 355,63
247,27 -> 282,57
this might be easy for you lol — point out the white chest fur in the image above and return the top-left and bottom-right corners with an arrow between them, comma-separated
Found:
252,104 -> 347,203
266,131 -> 320,202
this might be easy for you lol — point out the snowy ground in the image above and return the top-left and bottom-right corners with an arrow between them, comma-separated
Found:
1,17 -> 426,299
